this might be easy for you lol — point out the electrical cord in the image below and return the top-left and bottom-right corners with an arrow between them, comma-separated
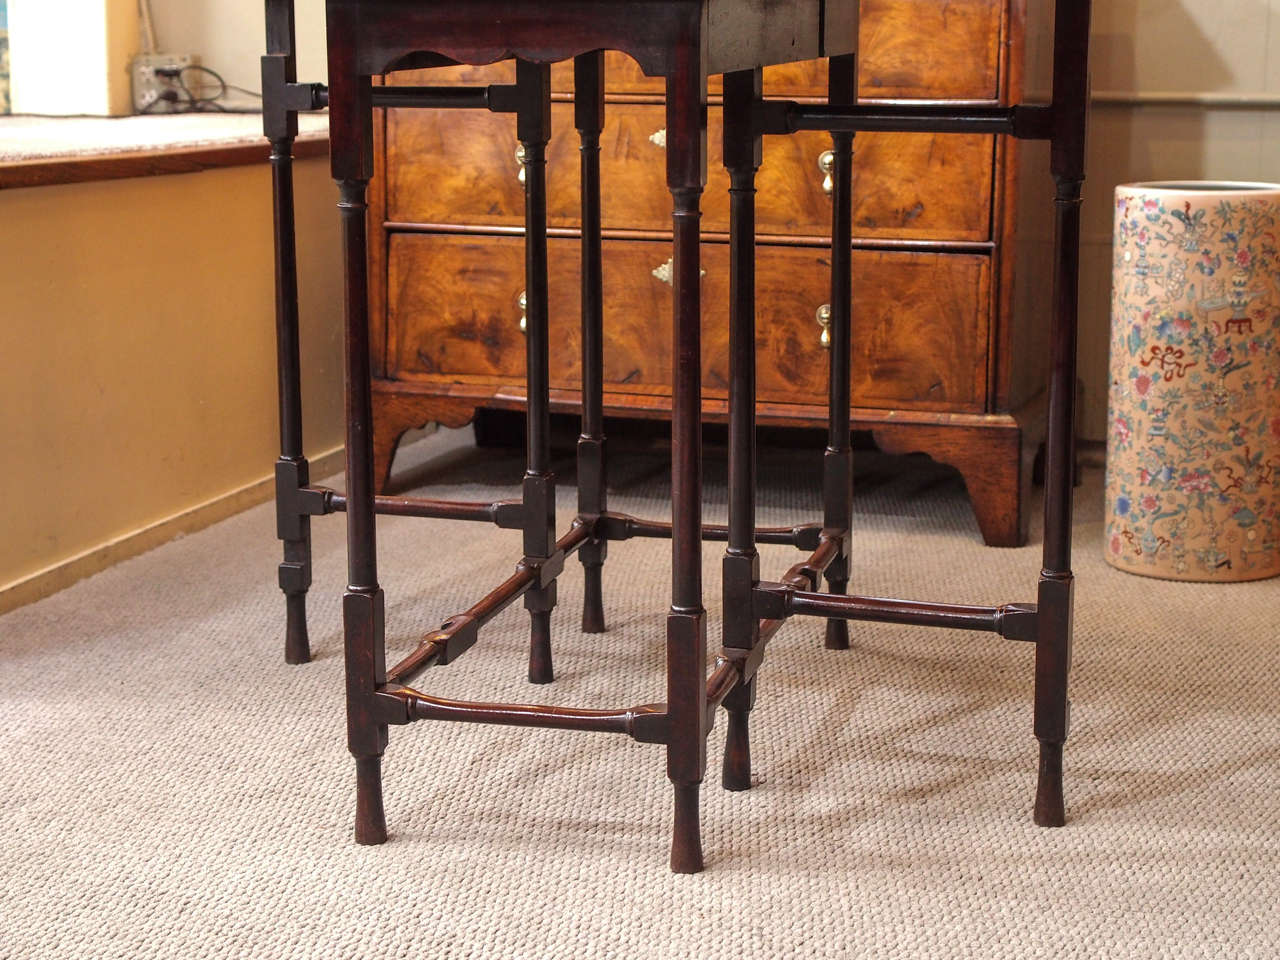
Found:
179,65 -> 226,107
147,64 -> 265,114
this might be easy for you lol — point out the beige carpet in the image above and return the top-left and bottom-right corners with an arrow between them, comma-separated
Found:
2,428 -> 1277,959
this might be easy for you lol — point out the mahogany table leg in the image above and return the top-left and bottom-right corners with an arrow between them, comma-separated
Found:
575,52 -> 608,635
328,32 -> 388,843
665,60 -> 710,874
1033,0 -> 1090,828
517,61 -> 559,685
339,171 -> 390,845
822,54 -> 857,652
270,133 -> 315,666
720,68 -> 763,793
264,0 -> 312,666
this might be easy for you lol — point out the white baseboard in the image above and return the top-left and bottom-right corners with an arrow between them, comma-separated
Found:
0,446 -> 345,616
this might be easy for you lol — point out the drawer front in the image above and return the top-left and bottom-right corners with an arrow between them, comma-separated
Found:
387,102 -> 993,242
725,245 -> 991,412
386,0 -> 1002,100
388,233 -> 674,394
389,234 -> 989,413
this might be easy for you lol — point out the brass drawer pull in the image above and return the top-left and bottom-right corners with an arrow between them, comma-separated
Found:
816,303 -> 831,348
652,257 -> 706,286
515,143 -> 527,185
818,150 -> 834,195
518,291 -> 528,334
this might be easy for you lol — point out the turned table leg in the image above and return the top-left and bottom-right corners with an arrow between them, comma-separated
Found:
1033,0 -> 1090,828
720,68 -> 762,793
575,52 -> 609,636
270,132 -> 316,667
265,2 -> 313,666
328,26 -> 389,844
338,178 -> 391,844
339,170 -> 390,846
516,61 -> 559,685
822,53 -> 857,653
664,60 -> 710,875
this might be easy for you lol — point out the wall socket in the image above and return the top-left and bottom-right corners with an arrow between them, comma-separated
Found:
131,53 -> 199,113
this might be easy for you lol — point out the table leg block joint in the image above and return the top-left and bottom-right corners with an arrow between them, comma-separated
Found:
1033,572 -> 1073,827
344,588 -> 390,845
666,609 -> 708,872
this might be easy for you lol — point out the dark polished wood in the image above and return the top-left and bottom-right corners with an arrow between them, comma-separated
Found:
752,582 -> 1038,639
720,67 -> 762,793
386,521 -> 591,685
265,0 -> 1087,871
575,52 -> 609,636
663,52 -> 712,872
327,491 -> 523,525
264,3 -> 314,666
599,513 -> 821,548
1033,0 -> 1090,829
514,59 -> 559,686
311,0 -> 857,874
822,53 -> 857,652
390,684 -> 664,735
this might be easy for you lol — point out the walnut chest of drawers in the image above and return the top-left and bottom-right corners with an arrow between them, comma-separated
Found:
364,0 -> 1047,547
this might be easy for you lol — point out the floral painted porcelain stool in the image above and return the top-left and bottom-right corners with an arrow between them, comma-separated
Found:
1107,182 -> 1280,582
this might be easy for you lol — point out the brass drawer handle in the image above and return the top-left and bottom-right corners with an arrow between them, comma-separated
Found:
515,143 -> 527,185
649,128 -> 667,149
816,303 -> 831,349
652,257 -> 706,286
818,150 -> 834,195
518,291 -> 528,335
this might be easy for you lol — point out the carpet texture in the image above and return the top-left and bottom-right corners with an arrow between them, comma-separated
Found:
2,428 -> 1276,959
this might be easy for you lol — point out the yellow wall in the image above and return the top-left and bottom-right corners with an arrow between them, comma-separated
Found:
104,0 -> 141,116
0,158 -> 344,601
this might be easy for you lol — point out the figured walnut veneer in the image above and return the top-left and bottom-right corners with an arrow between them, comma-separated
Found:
367,0 -> 1045,547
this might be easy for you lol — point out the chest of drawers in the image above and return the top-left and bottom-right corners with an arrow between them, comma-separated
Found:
365,0 -> 1044,546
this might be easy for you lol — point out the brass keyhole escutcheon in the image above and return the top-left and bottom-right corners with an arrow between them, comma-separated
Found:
816,303 -> 832,349
515,143 -> 527,185
652,258 -> 706,286
818,150 -> 834,195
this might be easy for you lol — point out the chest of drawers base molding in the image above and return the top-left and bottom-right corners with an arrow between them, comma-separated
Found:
367,0 -> 1045,547
370,381 -> 1045,549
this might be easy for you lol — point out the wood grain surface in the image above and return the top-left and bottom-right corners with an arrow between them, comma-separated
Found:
387,232 -> 989,413
387,101 -> 994,241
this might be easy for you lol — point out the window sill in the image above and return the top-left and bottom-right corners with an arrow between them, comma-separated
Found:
0,113 -> 329,190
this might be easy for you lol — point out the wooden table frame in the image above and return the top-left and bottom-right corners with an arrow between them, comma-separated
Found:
262,0 -> 1090,872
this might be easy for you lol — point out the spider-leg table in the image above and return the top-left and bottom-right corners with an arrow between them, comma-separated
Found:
262,0 -> 1091,872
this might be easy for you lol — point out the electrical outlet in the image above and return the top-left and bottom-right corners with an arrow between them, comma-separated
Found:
131,53 -> 198,114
